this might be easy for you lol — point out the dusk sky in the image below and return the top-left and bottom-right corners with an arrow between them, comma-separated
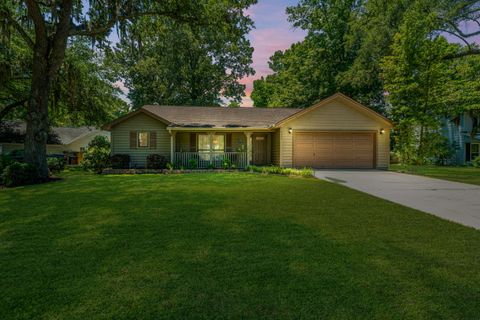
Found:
241,0 -> 305,107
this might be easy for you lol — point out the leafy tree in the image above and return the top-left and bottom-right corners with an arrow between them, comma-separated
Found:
111,15 -> 254,108
1,0 -> 255,179
381,2 -> 480,164
251,0 -> 480,111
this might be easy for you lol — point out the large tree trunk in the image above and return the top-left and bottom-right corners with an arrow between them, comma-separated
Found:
24,0 -> 73,180
24,48 -> 51,180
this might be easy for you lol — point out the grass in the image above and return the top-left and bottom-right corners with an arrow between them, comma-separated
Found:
390,164 -> 480,185
1,170 -> 479,319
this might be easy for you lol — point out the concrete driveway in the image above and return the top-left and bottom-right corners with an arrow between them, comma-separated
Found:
315,170 -> 480,229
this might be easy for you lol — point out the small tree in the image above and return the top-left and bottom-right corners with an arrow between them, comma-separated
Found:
81,136 -> 111,174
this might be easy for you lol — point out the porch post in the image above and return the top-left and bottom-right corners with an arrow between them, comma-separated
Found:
245,132 -> 252,166
169,131 -> 176,163
209,132 -> 215,166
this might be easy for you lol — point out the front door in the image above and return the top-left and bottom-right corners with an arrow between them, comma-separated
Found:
252,134 -> 268,165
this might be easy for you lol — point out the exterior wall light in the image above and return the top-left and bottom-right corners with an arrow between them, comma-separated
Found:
379,128 -> 385,135
288,128 -> 293,134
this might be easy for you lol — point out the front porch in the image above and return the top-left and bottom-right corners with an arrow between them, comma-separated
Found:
170,130 -> 274,169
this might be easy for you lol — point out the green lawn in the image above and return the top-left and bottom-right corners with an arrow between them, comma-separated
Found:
1,170 -> 479,319
390,164 -> 480,185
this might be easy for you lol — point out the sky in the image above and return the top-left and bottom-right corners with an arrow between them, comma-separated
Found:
240,0 -> 306,107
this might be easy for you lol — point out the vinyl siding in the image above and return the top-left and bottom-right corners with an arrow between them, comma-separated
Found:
111,113 -> 170,167
279,100 -> 391,169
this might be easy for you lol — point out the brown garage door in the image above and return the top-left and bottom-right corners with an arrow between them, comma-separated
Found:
294,132 -> 375,168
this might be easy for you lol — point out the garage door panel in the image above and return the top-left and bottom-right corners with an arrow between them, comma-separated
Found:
294,132 -> 374,169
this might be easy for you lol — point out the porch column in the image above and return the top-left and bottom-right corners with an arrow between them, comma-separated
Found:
169,131 -> 176,163
245,132 -> 252,166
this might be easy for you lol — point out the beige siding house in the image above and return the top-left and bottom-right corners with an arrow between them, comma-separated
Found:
104,93 -> 393,169
0,121 -> 110,164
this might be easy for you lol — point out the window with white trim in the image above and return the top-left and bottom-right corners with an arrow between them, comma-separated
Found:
138,132 -> 149,148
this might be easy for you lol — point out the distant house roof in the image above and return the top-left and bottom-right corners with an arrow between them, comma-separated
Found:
0,120 -> 101,145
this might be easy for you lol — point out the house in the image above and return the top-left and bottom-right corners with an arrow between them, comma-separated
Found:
442,113 -> 480,164
103,93 -> 393,169
0,121 -> 110,164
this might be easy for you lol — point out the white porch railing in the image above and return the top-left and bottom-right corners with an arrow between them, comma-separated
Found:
174,152 -> 247,169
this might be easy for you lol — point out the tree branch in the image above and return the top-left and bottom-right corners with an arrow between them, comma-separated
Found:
0,99 -> 28,120
69,9 -> 205,37
0,7 -> 34,48
443,47 -> 480,60
48,0 -> 73,78
25,0 -> 48,44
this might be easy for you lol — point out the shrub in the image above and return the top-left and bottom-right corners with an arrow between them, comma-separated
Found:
166,162 -> 174,171
188,158 -> 198,169
88,135 -> 110,149
221,157 -> 232,169
111,154 -> 130,169
2,162 -> 38,187
246,165 -> 314,177
47,157 -> 65,173
0,154 -> 13,173
81,135 -> 111,173
473,156 -> 480,168
146,154 -> 168,169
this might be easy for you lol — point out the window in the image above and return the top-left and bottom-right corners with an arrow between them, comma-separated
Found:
472,143 -> 480,160
198,134 -> 225,152
138,132 -> 149,148
198,134 -> 210,151
212,135 -> 225,151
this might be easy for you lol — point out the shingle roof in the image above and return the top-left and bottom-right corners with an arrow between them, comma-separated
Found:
141,105 -> 302,128
1,120 -> 100,144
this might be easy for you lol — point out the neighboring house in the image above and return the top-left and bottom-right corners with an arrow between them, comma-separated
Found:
442,113 -> 480,164
103,93 -> 393,169
0,121 -> 110,164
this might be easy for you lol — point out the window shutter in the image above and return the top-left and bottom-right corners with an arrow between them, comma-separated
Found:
226,133 -> 232,152
150,131 -> 157,149
130,131 -> 137,149
466,143 -> 471,162
190,133 -> 197,152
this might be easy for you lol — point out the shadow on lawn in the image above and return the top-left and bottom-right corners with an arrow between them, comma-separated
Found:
0,173 -> 479,319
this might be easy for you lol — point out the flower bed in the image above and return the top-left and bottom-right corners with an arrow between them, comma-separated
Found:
102,168 -> 242,175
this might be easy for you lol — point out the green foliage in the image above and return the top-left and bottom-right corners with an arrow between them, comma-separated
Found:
146,154 -> 168,169
81,136 -> 111,173
109,3 -> 256,108
110,154 -> 131,169
246,165 -> 314,177
47,157 -> 65,174
221,157 -> 232,169
251,0 -> 480,118
1,162 -> 37,187
166,162 -> 174,171
87,136 -> 111,149
187,158 -> 198,170
381,3 -> 480,164
1,35 -> 127,126
0,154 -> 14,174
472,156 -> 480,168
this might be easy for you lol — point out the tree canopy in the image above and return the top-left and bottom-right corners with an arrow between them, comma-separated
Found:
109,11 -> 255,109
251,0 -> 480,113
1,0 -> 256,178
